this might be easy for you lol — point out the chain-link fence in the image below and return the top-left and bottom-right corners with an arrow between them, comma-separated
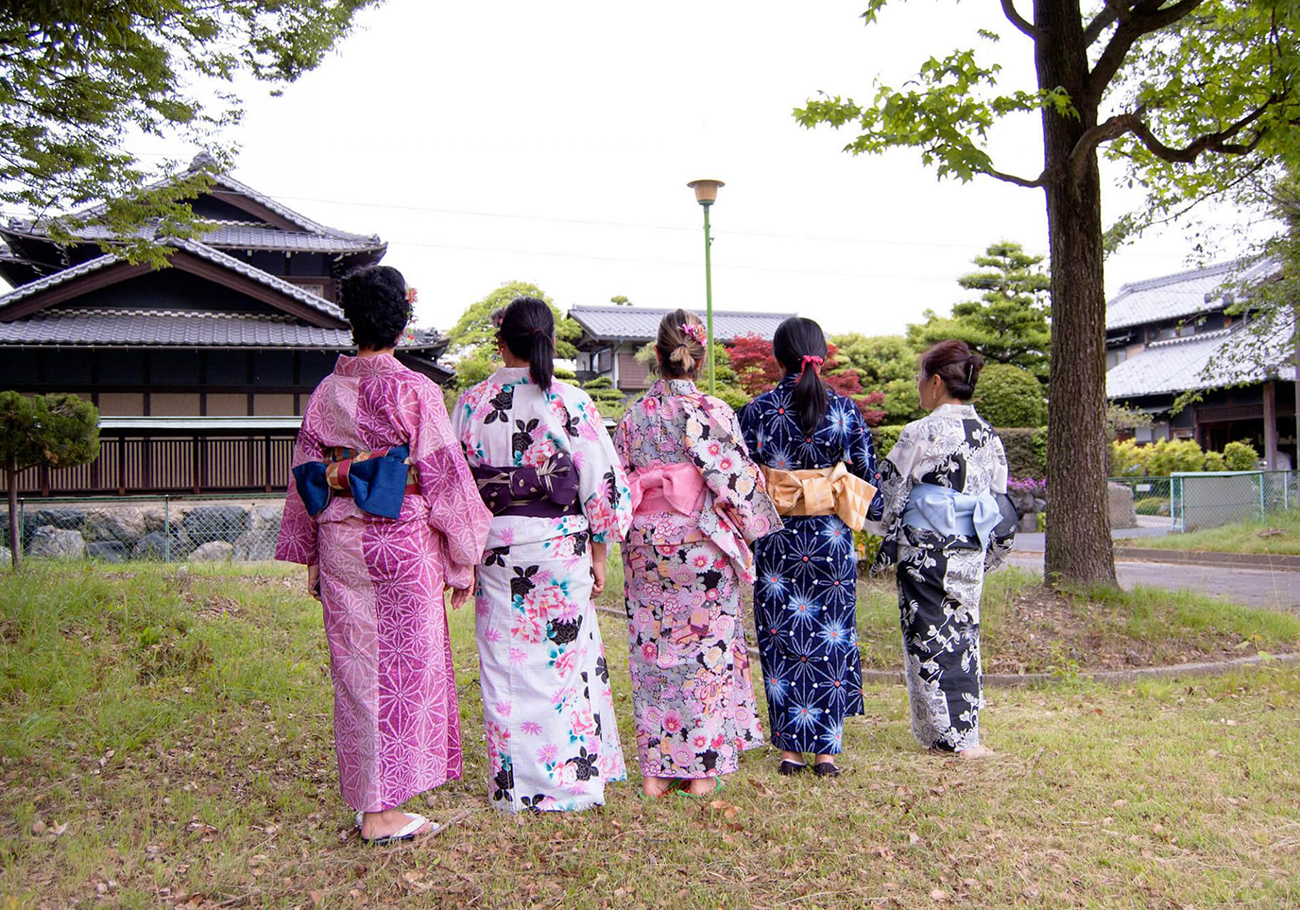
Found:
1,494 -> 284,563
1111,471 -> 1300,532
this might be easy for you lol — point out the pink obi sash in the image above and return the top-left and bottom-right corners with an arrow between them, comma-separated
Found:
628,463 -> 707,516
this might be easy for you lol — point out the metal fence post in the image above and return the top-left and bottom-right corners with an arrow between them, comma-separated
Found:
17,499 -> 23,554
163,496 -> 171,562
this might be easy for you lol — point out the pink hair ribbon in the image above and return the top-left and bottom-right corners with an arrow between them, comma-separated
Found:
800,355 -> 824,375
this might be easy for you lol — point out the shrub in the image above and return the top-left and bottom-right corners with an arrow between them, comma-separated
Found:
581,376 -> 628,421
1223,440 -> 1260,471
1134,497 -> 1169,516
1146,439 -> 1207,475
973,363 -> 1047,427
999,427 -> 1046,479
871,424 -> 905,458
1203,451 -> 1226,472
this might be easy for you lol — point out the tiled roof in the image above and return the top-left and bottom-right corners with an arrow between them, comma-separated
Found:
0,308 -> 445,350
0,238 -> 344,321
1106,257 -> 1279,331
1106,321 -> 1295,399
3,219 -> 385,254
569,306 -> 794,342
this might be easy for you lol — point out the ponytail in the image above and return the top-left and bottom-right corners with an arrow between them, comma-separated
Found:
529,330 -> 554,391
773,317 -> 829,435
655,309 -> 706,380
497,296 -> 555,391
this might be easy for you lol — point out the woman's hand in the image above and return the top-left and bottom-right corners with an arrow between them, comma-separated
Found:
590,541 -> 608,597
449,568 -> 475,610
307,563 -> 321,601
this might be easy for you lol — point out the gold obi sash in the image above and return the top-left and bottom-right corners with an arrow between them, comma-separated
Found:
761,463 -> 876,531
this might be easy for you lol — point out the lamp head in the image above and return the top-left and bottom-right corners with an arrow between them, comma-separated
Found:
687,178 -> 724,206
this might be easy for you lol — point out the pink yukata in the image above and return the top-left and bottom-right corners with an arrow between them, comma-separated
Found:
614,378 -> 782,780
454,367 -> 632,813
276,353 -> 491,814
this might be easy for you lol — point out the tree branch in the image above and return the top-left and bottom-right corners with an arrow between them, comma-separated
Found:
1067,110 -> 1144,184
1000,0 -> 1037,38
1083,0 -> 1130,46
987,167 -> 1046,189
1128,102 -> 1272,164
1088,0 -> 1205,102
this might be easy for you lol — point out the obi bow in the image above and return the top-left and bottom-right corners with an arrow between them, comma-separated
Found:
292,444 -> 415,519
761,463 -> 876,531
628,462 -> 707,516
469,451 -> 581,517
902,483 -> 1003,551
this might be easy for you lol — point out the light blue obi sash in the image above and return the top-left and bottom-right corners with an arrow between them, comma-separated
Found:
902,483 -> 1002,550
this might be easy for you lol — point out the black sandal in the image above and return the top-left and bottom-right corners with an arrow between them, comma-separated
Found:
812,762 -> 841,778
777,760 -> 807,776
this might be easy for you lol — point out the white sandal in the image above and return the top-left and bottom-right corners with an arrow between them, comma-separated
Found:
354,811 -> 438,845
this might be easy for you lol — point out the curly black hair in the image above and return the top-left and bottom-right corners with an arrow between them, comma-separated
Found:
338,265 -> 410,351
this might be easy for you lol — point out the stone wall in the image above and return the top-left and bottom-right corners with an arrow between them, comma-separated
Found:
1,500 -> 284,562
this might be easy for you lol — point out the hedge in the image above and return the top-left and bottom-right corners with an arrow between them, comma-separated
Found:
870,423 -> 1046,478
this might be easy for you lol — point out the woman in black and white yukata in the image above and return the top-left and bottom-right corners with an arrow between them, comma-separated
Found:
864,340 -> 1017,758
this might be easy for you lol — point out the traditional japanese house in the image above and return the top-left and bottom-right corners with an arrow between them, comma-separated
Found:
1105,257 -> 1297,468
0,154 -> 449,496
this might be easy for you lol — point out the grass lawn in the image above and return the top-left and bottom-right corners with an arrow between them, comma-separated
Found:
2,564 -> 1300,909
1126,511 -> 1300,556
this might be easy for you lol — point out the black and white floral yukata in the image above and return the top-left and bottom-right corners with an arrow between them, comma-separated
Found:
865,403 -> 1017,752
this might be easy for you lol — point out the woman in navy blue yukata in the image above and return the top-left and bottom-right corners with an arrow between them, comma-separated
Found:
738,317 -> 882,778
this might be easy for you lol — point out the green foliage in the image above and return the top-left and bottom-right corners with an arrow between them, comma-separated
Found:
0,2 -> 377,265
1032,426 -> 1048,473
1134,497 -> 1170,516
1106,402 -> 1154,440
907,242 -> 1051,383
0,392 -> 40,474
1224,440 -> 1261,471
871,424 -> 905,458
973,364 -> 1046,428
828,334 -> 916,388
445,281 -> 580,360
1203,451 -> 1227,472
581,376 -> 627,422
998,428 -> 1046,480
879,378 -> 924,423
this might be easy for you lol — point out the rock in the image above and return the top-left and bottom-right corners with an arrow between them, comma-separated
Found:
29,508 -> 85,530
1018,513 -> 1039,533
132,528 -> 192,561
1108,481 -> 1138,530
86,541 -> 129,563
182,506 -> 251,546
27,526 -> 86,559
234,528 -> 278,561
0,545 -> 10,566
83,508 -> 150,546
189,540 -> 234,561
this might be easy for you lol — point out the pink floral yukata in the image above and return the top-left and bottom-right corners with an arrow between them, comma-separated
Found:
614,378 -> 782,780
453,367 -> 632,812
276,353 -> 491,813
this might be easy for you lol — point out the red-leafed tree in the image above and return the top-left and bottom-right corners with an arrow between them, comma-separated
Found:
728,333 -> 886,425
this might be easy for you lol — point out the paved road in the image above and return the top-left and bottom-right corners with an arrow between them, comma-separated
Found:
1001,552 -> 1300,612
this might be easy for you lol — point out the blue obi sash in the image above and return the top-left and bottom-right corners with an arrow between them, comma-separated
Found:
292,444 -> 415,520
902,482 -> 1002,550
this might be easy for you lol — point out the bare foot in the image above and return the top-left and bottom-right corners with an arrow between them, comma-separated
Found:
781,750 -> 805,765
642,777 -> 677,798
685,777 -> 720,797
360,809 -> 432,840
957,744 -> 995,760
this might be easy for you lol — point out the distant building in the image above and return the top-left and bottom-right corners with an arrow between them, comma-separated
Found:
0,154 -> 449,496
1105,257 -> 1295,467
568,305 -> 793,390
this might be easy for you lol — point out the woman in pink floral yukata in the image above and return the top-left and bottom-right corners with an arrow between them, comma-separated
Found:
453,296 -> 633,813
276,266 -> 492,845
614,310 -> 782,798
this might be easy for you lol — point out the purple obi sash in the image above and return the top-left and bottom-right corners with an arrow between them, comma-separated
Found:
470,450 -> 581,518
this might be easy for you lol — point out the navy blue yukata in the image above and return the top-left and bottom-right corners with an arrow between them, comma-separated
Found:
739,377 -> 882,755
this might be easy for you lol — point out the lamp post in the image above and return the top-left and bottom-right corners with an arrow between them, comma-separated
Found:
687,178 -> 724,394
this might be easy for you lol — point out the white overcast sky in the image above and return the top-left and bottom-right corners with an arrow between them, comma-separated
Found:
79,2 -> 1261,334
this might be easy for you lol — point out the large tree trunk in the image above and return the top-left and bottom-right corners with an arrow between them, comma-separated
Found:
6,458 -> 19,571
1036,0 -> 1118,587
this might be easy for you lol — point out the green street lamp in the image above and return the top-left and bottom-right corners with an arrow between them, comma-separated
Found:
687,178 -> 724,394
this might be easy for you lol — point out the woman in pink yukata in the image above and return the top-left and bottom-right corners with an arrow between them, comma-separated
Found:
453,297 -> 632,814
614,310 -> 782,798
276,265 -> 492,844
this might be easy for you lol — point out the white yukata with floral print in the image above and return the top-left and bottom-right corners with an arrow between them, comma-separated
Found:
453,367 -> 632,812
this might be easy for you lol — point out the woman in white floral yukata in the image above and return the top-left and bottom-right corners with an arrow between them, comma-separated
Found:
864,340 -> 1017,759
452,296 -> 633,813
614,310 -> 782,798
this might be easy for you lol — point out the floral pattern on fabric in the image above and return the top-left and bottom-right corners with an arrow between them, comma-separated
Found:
863,403 -> 1016,751
615,378 -> 777,778
275,353 -> 492,812
739,375 -> 881,754
454,367 -> 631,812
